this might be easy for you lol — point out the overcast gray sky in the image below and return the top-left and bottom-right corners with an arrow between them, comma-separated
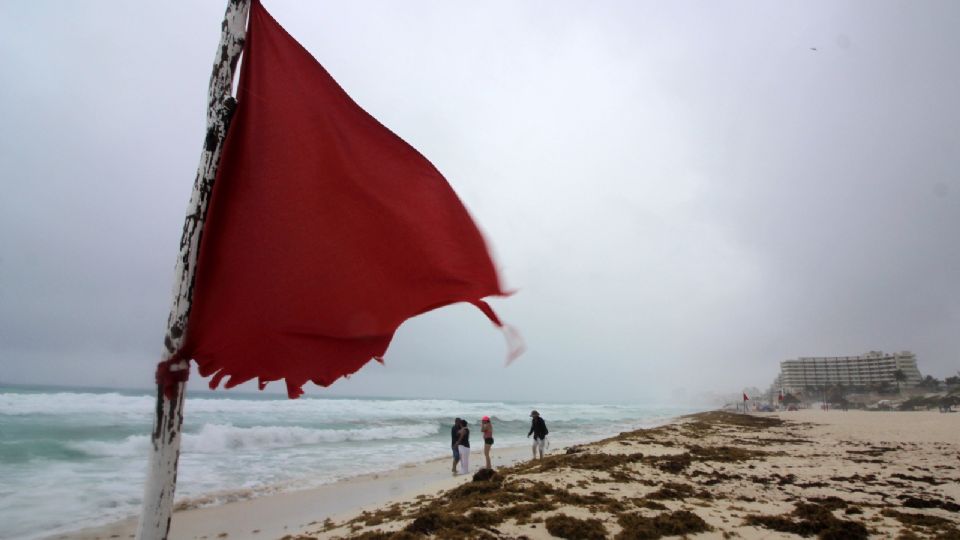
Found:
1,1 -> 957,404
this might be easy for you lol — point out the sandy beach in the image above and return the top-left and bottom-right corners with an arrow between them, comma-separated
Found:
56,444 -> 547,540
59,409 -> 960,539
303,410 -> 959,539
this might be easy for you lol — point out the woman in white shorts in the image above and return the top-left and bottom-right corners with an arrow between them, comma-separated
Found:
456,420 -> 471,474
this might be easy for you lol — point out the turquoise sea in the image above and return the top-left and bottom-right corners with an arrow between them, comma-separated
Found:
0,384 -> 696,539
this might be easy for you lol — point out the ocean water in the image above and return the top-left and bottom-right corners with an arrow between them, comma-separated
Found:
0,384 -> 695,539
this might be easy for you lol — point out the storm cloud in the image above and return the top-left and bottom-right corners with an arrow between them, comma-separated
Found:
1,1 -> 957,403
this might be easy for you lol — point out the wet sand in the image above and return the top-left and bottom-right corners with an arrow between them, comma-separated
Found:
55,445 -> 539,540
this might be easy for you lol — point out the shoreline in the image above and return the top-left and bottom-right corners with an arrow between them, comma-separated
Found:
54,447 -> 525,540
5,385 -> 693,540
55,423 -> 675,540
55,409 -> 960,539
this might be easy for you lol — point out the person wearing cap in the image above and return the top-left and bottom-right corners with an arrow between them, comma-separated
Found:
480,416 -> 494,469
450,418 -> 462,474
527,410 -> 549,460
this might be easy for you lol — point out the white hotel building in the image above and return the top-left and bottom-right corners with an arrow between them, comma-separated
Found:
779,351 -> 922,393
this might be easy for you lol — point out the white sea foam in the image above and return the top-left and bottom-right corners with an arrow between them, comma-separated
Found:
68,422 -> 441,457
0,390 -> 666,423
1,387 -> 694,540
66,435 -> 151,458
0,391 -> 154,417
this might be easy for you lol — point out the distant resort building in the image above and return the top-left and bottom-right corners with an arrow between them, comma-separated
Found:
779,351 -> 922,394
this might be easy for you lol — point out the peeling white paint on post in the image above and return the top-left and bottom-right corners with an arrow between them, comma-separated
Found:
137,2 -> 250,539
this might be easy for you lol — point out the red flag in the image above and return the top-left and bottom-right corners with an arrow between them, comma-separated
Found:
171,0 -> 517,398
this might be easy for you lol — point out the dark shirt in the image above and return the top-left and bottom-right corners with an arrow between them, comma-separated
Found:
451,424 -> 460,447
528,416 -> 548,439
458,427 -> 470,448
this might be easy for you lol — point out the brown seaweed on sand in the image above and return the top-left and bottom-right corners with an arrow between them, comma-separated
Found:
745,501 -> 868,539
899,494 -> 960,513
882,509 -> 960,537
538,451 -> 646,472
644,481 -> 712,501
544,514 -> 608,539
682,411 -> 785,429
646,444 -> 769,474
616,509 -> 712,539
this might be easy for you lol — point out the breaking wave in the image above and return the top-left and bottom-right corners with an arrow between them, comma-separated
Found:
0,390 -> 663,424
69,422 -> 441,457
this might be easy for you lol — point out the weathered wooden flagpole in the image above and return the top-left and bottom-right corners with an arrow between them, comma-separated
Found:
137,1 -> 250,538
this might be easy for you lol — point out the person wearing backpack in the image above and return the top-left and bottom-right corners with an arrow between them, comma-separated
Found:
527,410 -> 548,460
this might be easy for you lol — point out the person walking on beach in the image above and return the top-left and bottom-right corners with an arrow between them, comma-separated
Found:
456,420 -> 471,474
527,410 -> 548,460
450,418 -> 462,474
481,416 -> 494,469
